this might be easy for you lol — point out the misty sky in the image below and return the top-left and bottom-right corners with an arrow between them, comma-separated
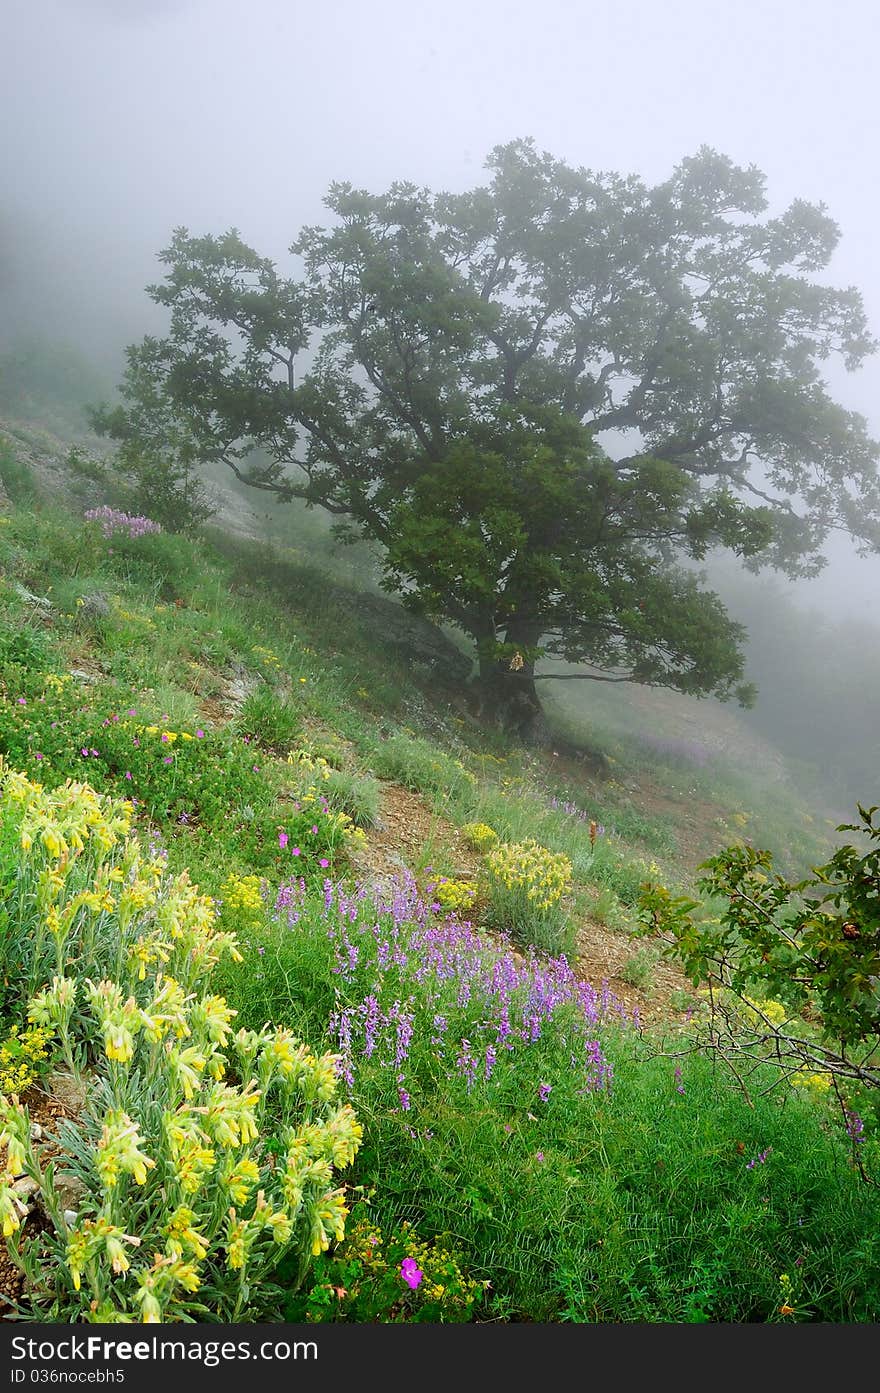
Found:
4,0 -> 880,615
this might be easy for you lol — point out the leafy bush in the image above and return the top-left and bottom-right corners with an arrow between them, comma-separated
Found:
461,822 -> 499,853
637,804 -> 880,1164
483,838 -> 574,955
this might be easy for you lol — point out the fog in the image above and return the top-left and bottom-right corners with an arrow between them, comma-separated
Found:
4,0 -> 879,621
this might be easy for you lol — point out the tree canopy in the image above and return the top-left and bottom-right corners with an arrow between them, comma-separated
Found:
93,140 -> 880,738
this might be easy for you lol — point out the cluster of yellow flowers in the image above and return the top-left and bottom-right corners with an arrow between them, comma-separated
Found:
334,1213 -> 484,1314
485,838 -> 572,912
790,1069 -> 833,1096
286,749 -> 332,781
397,1227 -> 484,1309
0,1024 -> 53,1095
251,644 -> 282,670
460,822 -> 499,853
432,878 -> 478,915
0,762 -> 364,1321
8,763 -> 133,860
220,874 -> 265,916
284,753 -> 367,852
140,725 -> 196,743
737,996 -> 789,1028
111,597 -> 155,629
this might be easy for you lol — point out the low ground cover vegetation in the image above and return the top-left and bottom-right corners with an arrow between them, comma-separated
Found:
0,458 -> 878,1322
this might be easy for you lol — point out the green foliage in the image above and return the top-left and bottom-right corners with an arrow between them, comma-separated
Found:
0,767 -> 362,1322
482,838 -> 574,955
94,145 -> 880,731
641,805 -> 880,1049
619,945 -> 661,994
0,443 -> 39,506
319,767 -> 381,829
0,624 -> 52,678
637,807 -> 880,1155
233,685 -> 303,753
285,1205 -> 485,1322
370,733 -> 476,813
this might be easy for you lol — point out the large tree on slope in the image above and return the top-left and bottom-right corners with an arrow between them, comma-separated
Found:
93,141 -> 880,740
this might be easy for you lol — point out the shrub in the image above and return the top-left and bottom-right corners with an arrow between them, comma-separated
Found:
483,838 -> 574,956
461,822 -> 499,853
637,803 -> 880,1165
320,768 -> 381,829
0,1022 -> 55,1095
430,877 -> 478,916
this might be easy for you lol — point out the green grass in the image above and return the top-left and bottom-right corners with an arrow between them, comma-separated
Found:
219,889 -> 880,1323
1,429 -> 876,1323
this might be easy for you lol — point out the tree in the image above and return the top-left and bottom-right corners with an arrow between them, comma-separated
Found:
92,141 -> 880,739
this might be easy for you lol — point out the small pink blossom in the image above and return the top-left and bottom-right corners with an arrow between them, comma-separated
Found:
278,831 -> 289,850
400,1258 -> 423,1290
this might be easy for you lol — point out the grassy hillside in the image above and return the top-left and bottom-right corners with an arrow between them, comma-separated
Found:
1,427 -> 878,1324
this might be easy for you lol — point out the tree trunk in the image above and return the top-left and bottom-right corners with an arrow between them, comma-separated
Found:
470,620 -> 550,745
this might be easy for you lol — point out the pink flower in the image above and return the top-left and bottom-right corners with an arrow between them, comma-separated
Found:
124,771 -> 132,780
311,824 -> 318,835
81,747 -> 89,757
16,698 -> 26,706
278,831 -> 289,850
292,847 -> 301,857
163,756 -> 173,764
34,752 -> 43,761
400,1258 -> 423,1291
195,730 -> 205,739
319,858 -> 330,868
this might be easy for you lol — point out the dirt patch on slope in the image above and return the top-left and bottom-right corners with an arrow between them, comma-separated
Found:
352,780 -> 481,883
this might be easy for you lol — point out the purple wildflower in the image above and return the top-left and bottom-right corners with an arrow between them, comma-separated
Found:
746,1146 -> 772,1169
845,1110 -> 865,1144
400,1258 -> 423,1290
